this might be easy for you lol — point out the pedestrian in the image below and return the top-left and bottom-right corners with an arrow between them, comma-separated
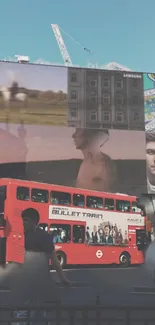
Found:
21,207 -> 71,298
12,207 -> 71,324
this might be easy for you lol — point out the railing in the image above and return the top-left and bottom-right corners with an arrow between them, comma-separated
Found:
1,297 -> 155,325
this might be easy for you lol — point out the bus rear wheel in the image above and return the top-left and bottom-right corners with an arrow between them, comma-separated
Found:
119,252 -> 130,267
56,251 -> 66,268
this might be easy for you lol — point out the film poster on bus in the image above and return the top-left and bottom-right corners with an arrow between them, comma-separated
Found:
49,204 -> 144,246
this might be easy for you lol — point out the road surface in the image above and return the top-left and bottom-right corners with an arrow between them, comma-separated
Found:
1,265 -> 155,324
1,265 -> 155,306
52,265 -> 155,307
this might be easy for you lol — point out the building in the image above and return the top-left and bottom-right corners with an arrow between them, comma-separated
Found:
67,68 -> 145,130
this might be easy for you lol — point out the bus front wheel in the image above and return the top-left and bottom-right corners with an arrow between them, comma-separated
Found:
119,252 -> 130,267
56,251 -> 66,268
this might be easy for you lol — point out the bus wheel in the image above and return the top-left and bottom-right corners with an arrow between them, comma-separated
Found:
56,251 -> 66,268
119,252 -> 130,267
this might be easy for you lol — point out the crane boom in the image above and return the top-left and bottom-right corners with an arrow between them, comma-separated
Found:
51,24 -> 72,66
51,24 -> 132,71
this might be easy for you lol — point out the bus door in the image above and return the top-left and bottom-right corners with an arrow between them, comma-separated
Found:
136,229 -> 147,251
71,222 -> 86,264
5,202 -> 25,264
0,186 -> 7,227
128,226 -> 136,246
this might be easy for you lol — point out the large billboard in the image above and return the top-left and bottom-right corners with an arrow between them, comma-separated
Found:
0,123 -> 147,197
68,68 -> 145,131
144,73 -> 155,132
144,73 -> 155,193
0,61 -> 68,126
0,62 -> 149,198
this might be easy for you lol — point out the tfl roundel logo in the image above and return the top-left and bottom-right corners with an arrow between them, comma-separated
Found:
96,250 -> 103,259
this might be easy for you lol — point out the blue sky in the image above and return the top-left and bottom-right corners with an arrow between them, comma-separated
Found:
0,0 -> 154,72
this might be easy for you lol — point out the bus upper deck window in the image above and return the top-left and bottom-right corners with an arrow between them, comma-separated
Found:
50,191 -> 71,206
116,200 -> 130,212
31,188 -> 49,203
86,196 -> 103,209
73,194 -> 85,207
105,198 -> 114,210
17,186 -> 30,201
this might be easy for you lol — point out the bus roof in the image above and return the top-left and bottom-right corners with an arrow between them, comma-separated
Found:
0,178 -> 137,201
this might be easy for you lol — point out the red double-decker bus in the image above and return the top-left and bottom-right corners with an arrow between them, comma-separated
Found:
0,178 -> 151,267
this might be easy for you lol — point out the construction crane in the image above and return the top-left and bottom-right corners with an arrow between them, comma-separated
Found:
51,24 -> 72,66
51,24 -> 133,71
51,24 -> 92,67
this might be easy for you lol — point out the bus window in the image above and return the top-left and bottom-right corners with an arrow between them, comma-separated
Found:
38,223 -> 48,231
17,186 -> 30,201
86,196 -> 103,209
31,188 -> 49,203
49,224 -> 71,243
50,191 -> 71,206
73,194 -> 85,207
116,200 -> 130,212
73,225 -> 85,243
105,198 -> 114,210
132,202 -> 141,213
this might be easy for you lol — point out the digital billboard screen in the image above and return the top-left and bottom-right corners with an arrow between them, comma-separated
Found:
67,68 -> 145,131
0,62 -> 149,198
0,61 -> 153,251
144,73 -> 155,194
0,123 -> 147,197
0,61 -> 68,126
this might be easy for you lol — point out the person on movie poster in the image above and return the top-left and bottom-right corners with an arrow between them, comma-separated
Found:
103,225 -> 113,245
86,220 -> 128,246
86,226 -> 90,243
92,225 -> 99,243
98,228 -> 104,243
